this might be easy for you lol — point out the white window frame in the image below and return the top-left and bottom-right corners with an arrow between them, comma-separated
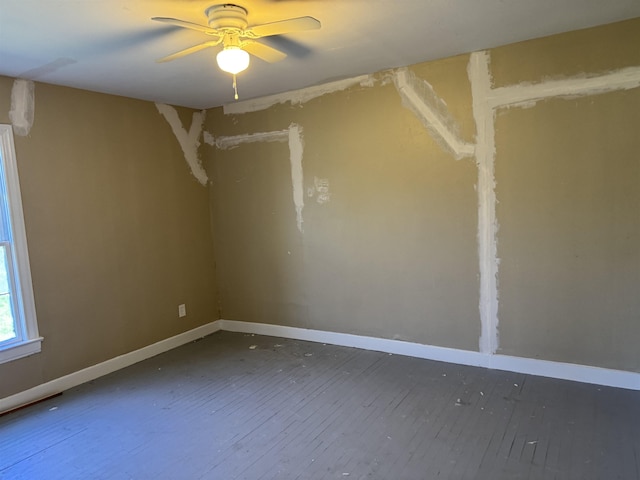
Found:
0,125 -> 41,364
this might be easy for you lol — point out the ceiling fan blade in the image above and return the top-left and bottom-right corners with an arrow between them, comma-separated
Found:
243,41 -> 287,63
247,16 -> 321,38
157,40 -> 221,63
151,17 -> 221,37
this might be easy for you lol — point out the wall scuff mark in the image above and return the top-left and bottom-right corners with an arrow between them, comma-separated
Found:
394,68 -> 475,160
155,103 -> 208,186
9,79 -> 35,137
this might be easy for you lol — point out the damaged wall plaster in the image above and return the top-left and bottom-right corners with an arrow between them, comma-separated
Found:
488,65 -> 640,109
308,177 -> 331,204
212,50 -> 639,360
467,50 -> 640,356
9,79 -> 35,137
213,129 -> 289,150
394,68 -> 475,160
288,124 -> 305,232
208,124 -> 305,232
155,103 -> 208,186
468,51 -> 499,355
223,74 -> 380,115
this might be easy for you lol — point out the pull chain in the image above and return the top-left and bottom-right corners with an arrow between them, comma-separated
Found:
232,74 -> 239,100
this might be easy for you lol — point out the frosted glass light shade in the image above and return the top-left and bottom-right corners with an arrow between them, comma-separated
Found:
216,47 -> 250,74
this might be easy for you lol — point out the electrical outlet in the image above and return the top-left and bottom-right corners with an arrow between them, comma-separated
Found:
178,304 -> 186,318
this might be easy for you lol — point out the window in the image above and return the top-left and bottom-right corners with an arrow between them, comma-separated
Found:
0,125 -> 40,364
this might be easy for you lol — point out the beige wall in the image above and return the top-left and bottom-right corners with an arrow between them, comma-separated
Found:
207,17 -> 640,371
207,54 -> 483,350
0,80 -> 218,398
492,18 -> 640,371
495,91 -> 640,371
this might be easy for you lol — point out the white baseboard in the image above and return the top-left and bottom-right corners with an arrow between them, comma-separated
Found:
219,319 -> 640,391
0,321 -> 222,414
4,318 -> 638,414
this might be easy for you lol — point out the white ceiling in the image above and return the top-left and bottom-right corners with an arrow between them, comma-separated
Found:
1,1 -> 639,110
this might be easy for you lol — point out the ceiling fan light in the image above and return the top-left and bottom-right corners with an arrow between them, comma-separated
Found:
216,47 -> 250,74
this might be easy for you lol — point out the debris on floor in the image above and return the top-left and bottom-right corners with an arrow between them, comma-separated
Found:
249,345 -> 257,350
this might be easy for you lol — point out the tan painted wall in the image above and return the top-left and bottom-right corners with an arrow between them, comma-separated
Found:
495,91 -> 640,371
492,18 -> 640,371
207,54 -> 481,350
206,18 -> 640,371
0,79 -> 217,398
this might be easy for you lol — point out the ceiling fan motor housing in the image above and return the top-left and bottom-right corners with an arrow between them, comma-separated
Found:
206,4 -> 249,31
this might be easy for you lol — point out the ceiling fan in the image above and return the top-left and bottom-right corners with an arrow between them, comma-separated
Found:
152,4 -> 321,99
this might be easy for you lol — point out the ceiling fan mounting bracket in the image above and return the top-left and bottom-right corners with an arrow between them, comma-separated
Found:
205,4 -> 248,31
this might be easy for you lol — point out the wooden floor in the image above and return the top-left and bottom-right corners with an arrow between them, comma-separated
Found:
1,331 -> 639,479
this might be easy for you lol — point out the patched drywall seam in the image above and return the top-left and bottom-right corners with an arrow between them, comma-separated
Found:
394,68 -> 475,160
9,79 -> 35,136
212,55 -> 640,358
288,124 -> 305,232
467,51 -> 640,356
155,103 -> 208,186
206,124 -> 305,232
488,65 -> 640,109
468,51 -> 499,355
223,74 -> 380,115
213,129 -> 289,149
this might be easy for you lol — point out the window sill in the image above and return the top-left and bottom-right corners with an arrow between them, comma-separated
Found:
0,337 -> 43,365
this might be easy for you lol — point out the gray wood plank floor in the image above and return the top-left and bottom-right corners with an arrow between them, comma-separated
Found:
1,331 -> 639,479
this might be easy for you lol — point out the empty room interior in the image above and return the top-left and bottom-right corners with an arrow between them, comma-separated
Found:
0,2 -> 639,479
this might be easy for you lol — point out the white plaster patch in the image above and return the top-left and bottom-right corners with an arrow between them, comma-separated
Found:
207,124 -> 305,232
466,53 -> 640,357
203,131 -> 215,146
223,74 -> 377,115
393,69 -> 475,160
468,51 -> 499,355
358,76 -> 376,88
288,124 -> 305,232
9,79 -> 35,136
214,129 -> 289,150
312,177 -> 331,204
155,103 -> 208,186
488,65 -> 640,109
